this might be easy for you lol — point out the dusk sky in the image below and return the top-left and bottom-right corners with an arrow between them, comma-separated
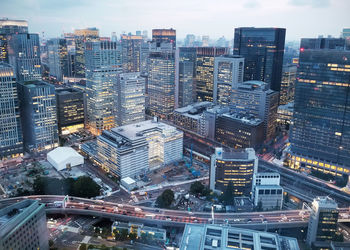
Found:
1,0 -> 349,41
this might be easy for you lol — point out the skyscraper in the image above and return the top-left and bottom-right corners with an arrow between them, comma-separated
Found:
85,40 -> 122,135
0,63 -> 23,159
0,18 -> 28,63
56,88 -> 85,135
306,197 -> 339,246
210,147 -> 258,196
175,47 -> 197,108
279,64 -> 296,105
152,29 -> 176,49
195,47 -> 228,102
116,72 -> 145,126
121,34 -> 142,72
289,38 -> 350,175
73,28 -> 99,78
231,81 -> 279,141
148,49 -> 176,119
213,55 -> 244,105
17,80 -> 58,153
47,38 -> 68,82
234,27 -> 286,92
7,33 -> 42,81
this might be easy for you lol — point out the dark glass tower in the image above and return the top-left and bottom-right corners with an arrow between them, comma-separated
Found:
289,38 -> 350,175
7,33 -> 42,81
234,27 -> 286,92
152,29 -> 176,49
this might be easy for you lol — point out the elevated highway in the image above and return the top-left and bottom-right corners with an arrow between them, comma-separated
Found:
1,195 -> 350,229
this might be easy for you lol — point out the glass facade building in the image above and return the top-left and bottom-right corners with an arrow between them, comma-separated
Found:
213,55 -> 244,105
148,51 -> 176,119
85,41 -> 122,135
210,148 -> 258,196
47,38 -> 68,82
116,72 -> 145,126
289,38 -> 350,175
56,88 -> 85,135
7,33 -> 42,81
0,63 -> 23,159
195,47 -> 228,102
152,29 -> 176,49
234,27 -> 286,92
17,80 -> 58,153
121,34 -> 142,73
279,64 -> 296,105
176,47 -> 197,108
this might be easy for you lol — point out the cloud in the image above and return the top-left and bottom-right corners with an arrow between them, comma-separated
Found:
288,0 -> 331,8
244,1 -> 261,9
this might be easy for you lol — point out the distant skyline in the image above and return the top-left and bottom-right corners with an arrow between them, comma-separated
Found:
1,0 -> 349,41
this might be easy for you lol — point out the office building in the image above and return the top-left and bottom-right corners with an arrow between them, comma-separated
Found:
97,120 -> 183,177
213,55 -> 244,105
17,80 -> 58,153
7,33 -> 42,81
289,38 -> 350,175
306,197 -> 339,246
173,102 -> 213,133
184,34 -> 195,47
180,224 -> 300,250
280,64 -> 297,105
0,19 -> 28,63
252,173 -> 283,210
56,88 -> 85,135
148,50 -> 176,119
200,105 -> 230,140
152,28 -> 176,49
85,40 -> 121,135
116,72 -> 145,126
196,47 -> 228,102
121,34 -> 142,72
73,28 -> 99,78
176,47 -> 197,108
0,200 -> 49,250
140,41 -> 150,75
234,27 -> 286,91
47,38 -> 68,82
210,147 -> 258,196
231,80 -> 279,141
202,35 -> 209,47
0,63 -> 23,159
277,102 -> 294,131
215,113 -> 264,150
342,28 -> 350,39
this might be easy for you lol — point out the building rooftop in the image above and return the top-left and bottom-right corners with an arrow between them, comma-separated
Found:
313,196 -> 338,209
180,224 -> 299,250
111,119 -> 181,141
121,177 -> 136,185
56,88 -> 82,95
174,102 -> 213,119
20,80 -> 52,88
221,113 -> 262,126
215,147 -> 256,161
255,185 -> 283,189
278,102 -> 294,112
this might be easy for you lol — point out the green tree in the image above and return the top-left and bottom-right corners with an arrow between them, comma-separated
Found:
156,189 -> 174,208
190,181 -> 204,195
69,176 -> 101,198
79,243 -> 88,250
129,232 -> 137,240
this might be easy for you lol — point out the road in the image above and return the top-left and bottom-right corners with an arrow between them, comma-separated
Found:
1,195 -> 350,228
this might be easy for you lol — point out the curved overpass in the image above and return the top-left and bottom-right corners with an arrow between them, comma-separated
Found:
1,195 -> 349,229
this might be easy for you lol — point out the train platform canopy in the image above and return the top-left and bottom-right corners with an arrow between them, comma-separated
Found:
47,147 -> 84,171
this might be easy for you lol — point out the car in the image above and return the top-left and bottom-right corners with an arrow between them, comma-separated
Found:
155,209 -> 160,212
233,218 -> 240,222
166,218 -> 172,221
193,219 -> 198,223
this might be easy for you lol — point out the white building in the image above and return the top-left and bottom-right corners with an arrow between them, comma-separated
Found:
121,177 -> 137,191
97,119 -> 183,179
47,147 -> 84,171
116,72 -> 145,126
252,173 -> 283,210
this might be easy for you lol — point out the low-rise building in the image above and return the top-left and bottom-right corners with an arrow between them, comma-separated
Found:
215,113 -> 264,149
47,146 -> 84,171
121,177 -> 137,191
179,224 -> 300,250
252,173 -> 283,210
112,221 -> 166,243
97,119 -> 183,178
210,147 -> 258,196
0,200 -> 49,250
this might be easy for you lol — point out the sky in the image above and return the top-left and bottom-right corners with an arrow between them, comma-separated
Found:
1,0 -> 349,41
